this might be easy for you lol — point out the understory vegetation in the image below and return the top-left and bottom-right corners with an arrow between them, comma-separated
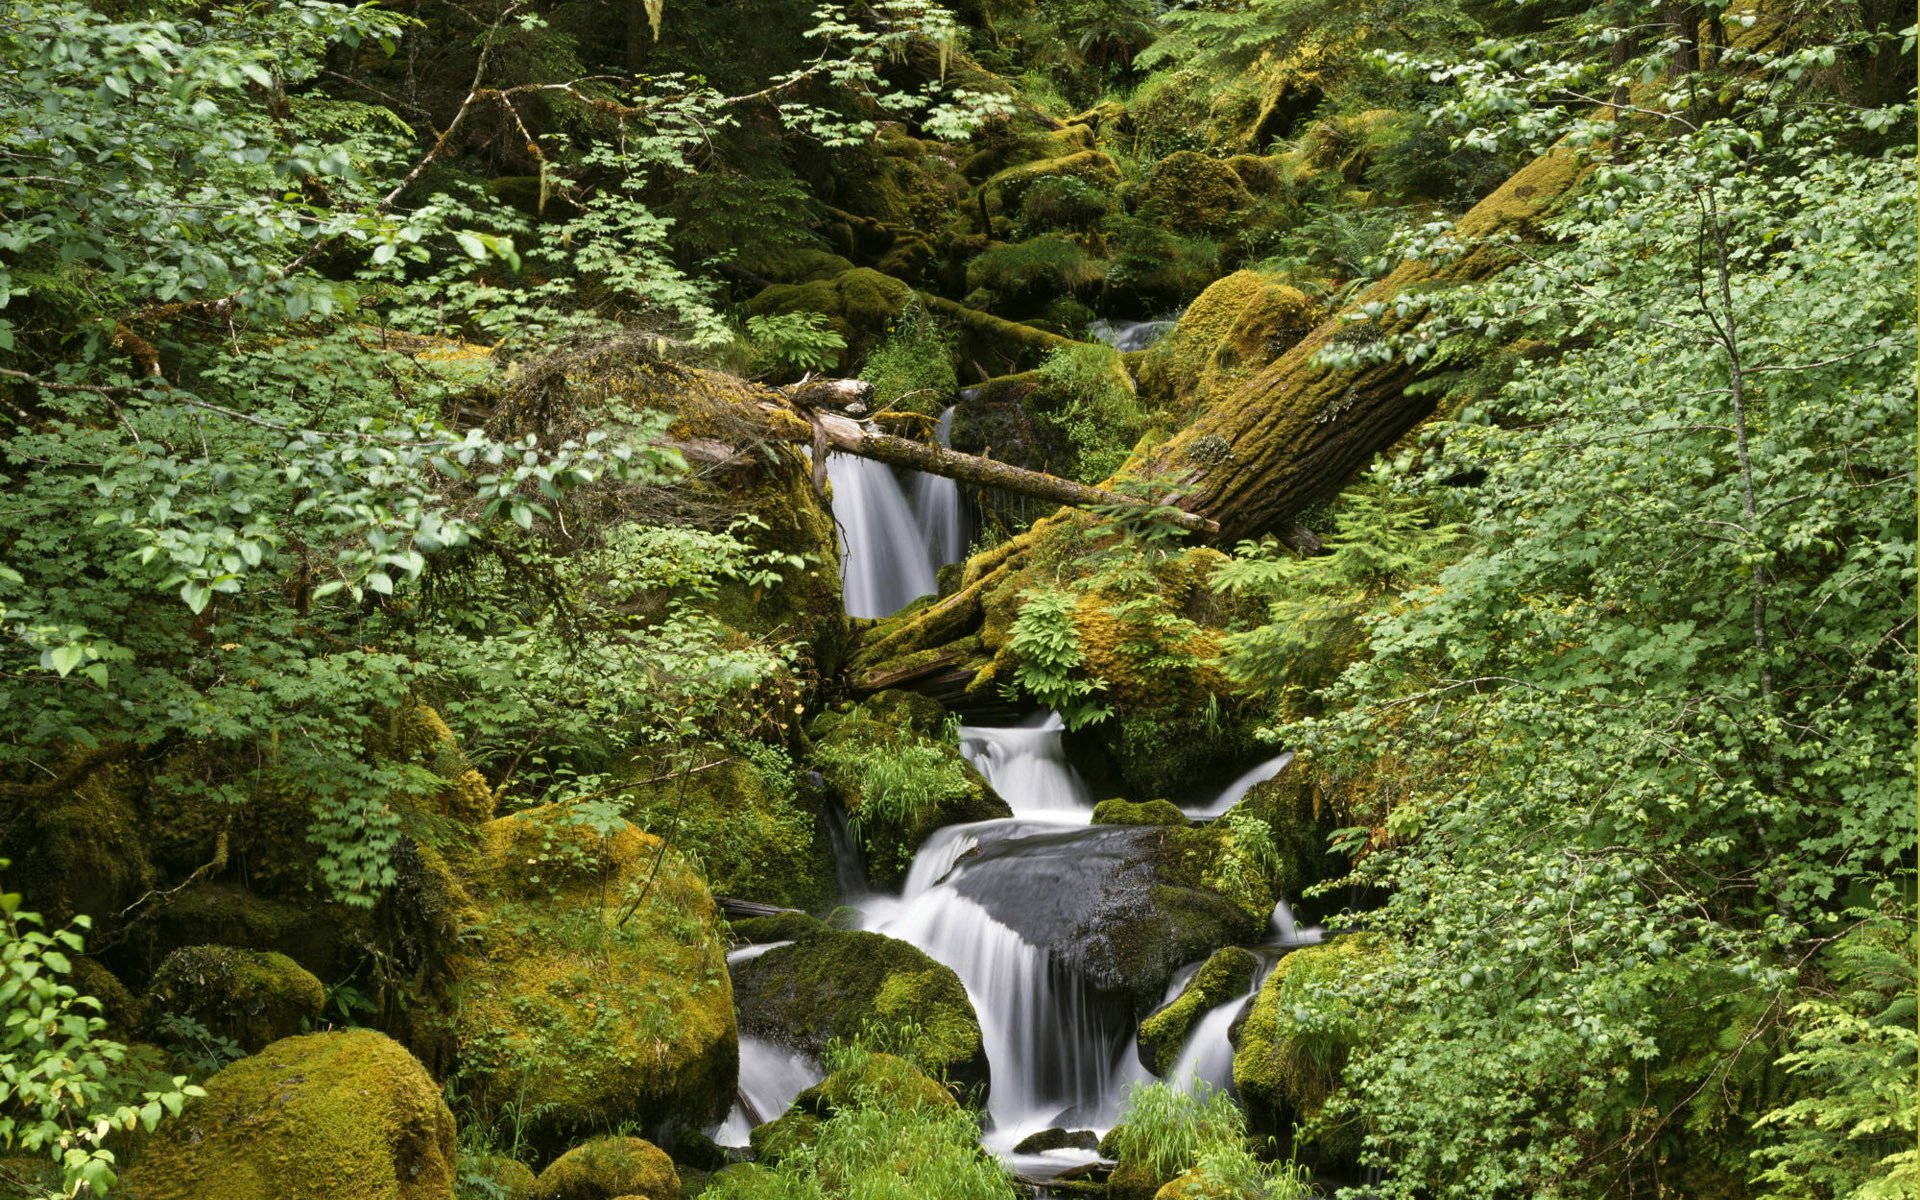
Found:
0,0 -> 1912,1197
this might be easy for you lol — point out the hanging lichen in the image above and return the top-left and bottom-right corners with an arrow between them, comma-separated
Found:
643,0 -> 663,41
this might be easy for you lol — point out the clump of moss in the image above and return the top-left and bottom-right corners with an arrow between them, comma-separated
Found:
809,694 -> 1009,887
1136,152 -> 1250,235
1136,271 -> 1314,418
122,1029 -> 457,1200
965,235 -> 1106,308
463,1152 -> 537,1200
452,803 -> 737,1153
1231,936 -> 1388,1153
980,149 -> 1122,218
743,268 -> 912,372
5,753 -> 153,925
531,1136 -> 679,1200
1092,798 -> 1191,828
749,1051 -> 957,1165
1136,947 -> 1258,1075
858,299 -> 957,420
730,925 -> 987,1095
148,945 -> 326,1053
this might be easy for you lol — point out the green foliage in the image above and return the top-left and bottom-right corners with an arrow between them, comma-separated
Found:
1030,342 -> 1145,482
858,301 -> 957,417
1107,1078 -> 1251,1182
1004,589 -> 1111,729
747,312 -> 851,375
0,877 -> 202,1199
814,720 -> 973,853
966,235 -> 1106,302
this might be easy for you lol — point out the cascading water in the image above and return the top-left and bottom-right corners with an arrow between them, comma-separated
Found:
911,406 -> 969,569
1089,317 -> 1179,353
1180,751 -> 1295,819
716,1035 -> 823,1145
827,453 -> 938,618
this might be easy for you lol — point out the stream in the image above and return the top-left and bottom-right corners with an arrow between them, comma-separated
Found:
727,404 -> 1321,1176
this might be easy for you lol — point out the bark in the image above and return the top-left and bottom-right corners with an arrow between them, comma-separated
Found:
761,402 -> 1221,536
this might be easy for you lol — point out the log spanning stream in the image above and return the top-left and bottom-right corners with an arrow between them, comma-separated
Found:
722,414 -> 1320,1175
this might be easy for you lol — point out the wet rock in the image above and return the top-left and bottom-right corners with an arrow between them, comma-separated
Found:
1091,798 -> 1190,828
1012,1127 -> 1100,1154
531,1136 -> 679,1200
1136,946 -> 1258,1074
147,944 -> 325,1054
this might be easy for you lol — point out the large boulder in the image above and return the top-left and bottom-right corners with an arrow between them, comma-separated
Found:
1136,271 -> 1316,418
531,1136 -> 679,1200
1136,947 -> 1258,1075
147,944 -> 325,1053
1135,151 -> 1250,235
122,1029 -> 456,1200
808,691 -> 1009,888
729,914 -> 988,1096
743,268 -> 912,372
1231,936 -> 1386,1152
451,804 -> 737,1153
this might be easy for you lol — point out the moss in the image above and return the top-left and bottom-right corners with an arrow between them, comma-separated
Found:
745,246 -> 855,284
145,883 -> 347,983
1231,936 -> 1387,1152
730,927 -> 986,1093
148,945 -> 326,1053
121,1029 -> 456,1200
617,750 -> 834,912
1136,271 -> 1315,418
467,1154 -> 537,1200
743,268 -> 912,371
69,956 -> 143,1040
1136,152 -> 1248,235
452,804 -> 737,1153
1136,947 -> 1258,1075
751,1053 -> 955,1164
5,754 -> 152,925
1233,768 -> 1347,899
532,1137 -> 679,1200
980,150 -> 1122,218
1091,798 -> 1191,828
965,235 -> 1105,307
730,910 -> 827,945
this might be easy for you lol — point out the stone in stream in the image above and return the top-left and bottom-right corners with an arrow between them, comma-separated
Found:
1012,1127 -> 1101,1154
1135,946 -> 1259,1075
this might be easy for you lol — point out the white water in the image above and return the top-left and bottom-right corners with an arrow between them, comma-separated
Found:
1267,895 -> 1324,948
1089,317 -> 1178,353
911,406 -> 968,569
957,714 -> 1094,820
828,453 -> 939,618
1181,750 -> 1294,819
1162,982 -> 1256,1095
716,1035 -> 823,1145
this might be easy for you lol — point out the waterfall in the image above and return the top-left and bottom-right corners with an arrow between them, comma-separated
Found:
1088,317 -> 1179,353
957,715 -> 1093,820
827,453 -> 938,619
715,1035 -> 823,1145
1161,983 -> 1257,1096
1180,750 -> 1294,819
1266,895 -> 1324,948
911,407 -> 968,569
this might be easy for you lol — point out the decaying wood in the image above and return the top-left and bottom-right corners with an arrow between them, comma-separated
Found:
716,895 -> 803,919
761,401 -> 1221,536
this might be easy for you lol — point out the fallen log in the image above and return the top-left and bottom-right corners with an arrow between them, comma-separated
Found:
716,896 -> 802,920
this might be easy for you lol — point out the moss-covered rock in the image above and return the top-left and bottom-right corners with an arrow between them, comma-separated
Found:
1136,947 -> 1258,1075
1135,152 -> 1249,235
465,1154 -> 537,1200
1091,798 -> 1191,828
730,925 -> 987,1096
980,149 -> 1121,219
1231,936 -> 1385,1152
148,882 -> 349,979
532,1137 -> 679,1200
808,693 -> 1009,888
749,1052 -> 954,1164
1136,271 -> 1315,419
743,268 -> 913,372
147,945 -> 325,1053
452,804 -> 737,1153
4,751 -> 152,925
122,1029 -> 456,1200
1231,764 -> 1348,904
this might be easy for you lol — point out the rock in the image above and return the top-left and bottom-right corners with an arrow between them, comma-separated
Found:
1136,947 -> 1258,1075
451,804 -> 737,1153
121,1029 -> 456,1200
981,149 -> 1122,218
1231,763 -> 1348,904
743,268 -> 913,372
1232,936 -> 1387,1152
809,692 -> 1010,888
1136,271 -> 1316,417
4,749 -> 152,925
730,923 -> 988,1097
466,1154 -> 537,1200
1135,151 -> 1249,235
750,1052 -> 954,1164
147,944 -> 325,1053
1091,798 -> 1191,828
531,1137 -> 679,1200
1012,1128 -> 1100,1154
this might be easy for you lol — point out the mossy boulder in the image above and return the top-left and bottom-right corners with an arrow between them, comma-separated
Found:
532,1137 -> 679,1200
1135,152 -> 1249,235
1136,947 -> 1258,1075
1231,765 -> 1348,904
4,751 -> 152,925
617,751 -> 834,912
980,149 -> 1122,218
730,924 -> 988,1096
808,693 -> 1010,888
147,945 -> 325,1053
749,1052 -> 954,1164
146,882 -> 349,980
1091,798 -> 1190,828
451,804 -> 737,1153
466,1154 -> 537,1200
743,268 -> 912,371
1136,271 -> 1315,418
1231,936 -> 1386,1151
121,1029 -> 455,1200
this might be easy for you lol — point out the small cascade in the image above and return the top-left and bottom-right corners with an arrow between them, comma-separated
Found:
822,796 -> 869,897
1181,750 -> 1295,819
826,453 -> 938,618
1089,317 -> 1179,353
1266,895 -> 1325,948
957,714 -> 1093,819
1162,982 -> 1257,1095
911,406 -> 969,569
715,1035 -> 823,1145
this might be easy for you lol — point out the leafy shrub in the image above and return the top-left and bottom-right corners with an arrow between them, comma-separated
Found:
1031,341 -> 1146,482
746,311 -> 849,375
965,234 -> 1106,301
859,300 -> 957,418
